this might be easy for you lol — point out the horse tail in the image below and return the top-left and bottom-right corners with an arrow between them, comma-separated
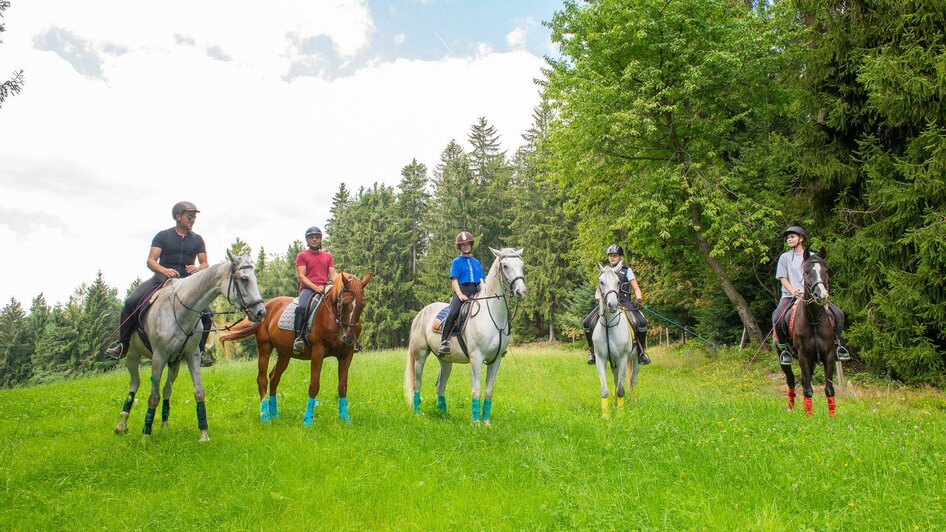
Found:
404,340 -> 416,406
218,319 -> 262,346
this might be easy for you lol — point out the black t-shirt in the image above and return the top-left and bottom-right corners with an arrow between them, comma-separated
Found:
151,228 -> 207,278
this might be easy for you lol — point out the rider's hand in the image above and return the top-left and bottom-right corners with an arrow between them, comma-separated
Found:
793,289 -> 802,297
635,298 -> 643,309
185,265 -> 198,274
165,268 -> 179,278
459,294 -> 468,302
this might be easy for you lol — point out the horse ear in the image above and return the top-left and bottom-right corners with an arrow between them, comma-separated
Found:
361,272 -> 374,287
818,249 -> 826,259
226,248 -> 235,262
490,247 -> 501,257
596,262 -> 604,272
514,248 -> 523,257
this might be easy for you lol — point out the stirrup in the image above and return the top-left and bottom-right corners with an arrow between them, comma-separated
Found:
199,352 -> 216,367
779,350 -> 793,366
638,351 -> 651,365
586,351 -> 596,365
293,338 -> 305,355
836,344 -> 851,361
438,340 -> 451,355
105,343 -> 125,360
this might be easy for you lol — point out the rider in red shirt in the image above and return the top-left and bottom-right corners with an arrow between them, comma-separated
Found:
293,226 -> 337,354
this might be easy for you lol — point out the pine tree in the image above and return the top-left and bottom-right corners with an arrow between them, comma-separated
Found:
0,298 -> 31,387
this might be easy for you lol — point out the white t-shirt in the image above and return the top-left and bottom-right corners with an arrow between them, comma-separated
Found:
775,250 -> 804,299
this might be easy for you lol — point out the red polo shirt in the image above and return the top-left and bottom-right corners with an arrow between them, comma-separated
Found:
295,249 -> 335,294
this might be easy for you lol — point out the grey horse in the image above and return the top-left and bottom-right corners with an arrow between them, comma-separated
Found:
592,263 -> 641,417
114,250 -> 266,441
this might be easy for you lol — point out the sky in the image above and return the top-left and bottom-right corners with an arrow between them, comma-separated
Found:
0,0 -> 563,308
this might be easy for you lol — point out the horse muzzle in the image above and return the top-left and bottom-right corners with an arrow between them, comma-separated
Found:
248,305 -> 267,323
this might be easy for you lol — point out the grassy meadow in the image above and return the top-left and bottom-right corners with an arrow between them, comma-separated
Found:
1,344 -> 944,530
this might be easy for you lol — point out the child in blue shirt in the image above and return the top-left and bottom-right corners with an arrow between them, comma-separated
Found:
439,231 -> 485,354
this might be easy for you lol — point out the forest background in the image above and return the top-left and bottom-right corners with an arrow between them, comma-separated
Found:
1,0 -> 943,387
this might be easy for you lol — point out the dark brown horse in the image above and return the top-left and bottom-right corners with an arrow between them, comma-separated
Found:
220,272 -> 372,425
781,249 -> 838,417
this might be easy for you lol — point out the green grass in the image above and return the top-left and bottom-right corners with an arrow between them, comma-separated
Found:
1,344 -> 944,530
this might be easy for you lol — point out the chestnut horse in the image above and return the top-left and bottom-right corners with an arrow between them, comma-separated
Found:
220,272 -> 372,425
781,249 -> 838,417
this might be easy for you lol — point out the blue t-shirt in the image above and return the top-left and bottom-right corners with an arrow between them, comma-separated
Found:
450,255 -> 484,285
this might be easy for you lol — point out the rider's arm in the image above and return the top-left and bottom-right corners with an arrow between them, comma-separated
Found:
452,278 -> 467,301
630,278 -> 643,301
327,265 -> 338,288
296,265 -> 322,292
147,246 -> 178,278
187,252 -> 209,274
780,277 -> 802,297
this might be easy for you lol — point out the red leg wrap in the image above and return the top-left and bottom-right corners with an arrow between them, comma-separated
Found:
787,390 -> 796,411
803,397 -> 813,416
827,397 -> 836,418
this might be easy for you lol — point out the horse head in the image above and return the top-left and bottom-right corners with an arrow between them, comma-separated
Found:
490,247 -> 527,300
330,272 -> 373,345
802,248 -> 829,306
225,249 -> 267,322
596,262 -> 622,312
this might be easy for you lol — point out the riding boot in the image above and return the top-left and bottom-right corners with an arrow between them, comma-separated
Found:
198,309 -> 215,367
636,338 -> 651,365
584,328 -> 596,365
106,312 -> 132,359
293,307 -> 306,355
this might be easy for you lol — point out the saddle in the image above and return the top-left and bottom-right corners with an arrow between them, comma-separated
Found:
779,300 -> 836,344
431,301 -> 473,336
134,290 -> 163,354
277,294 -> 324,337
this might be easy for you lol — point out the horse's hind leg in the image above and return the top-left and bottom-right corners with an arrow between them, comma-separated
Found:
481,358 -> 502,425
798,352 -> 814,417
182,353 -> 210,442
824,357 -> 837,418
595,353 -> 610,418
435,359 -> 452,417
781,364 -> 797,411
337,351 -> 354,424
143,355 -> 168,436
411,349 -> 427,414
115,354 -> 141,434
160,360 -> 183,428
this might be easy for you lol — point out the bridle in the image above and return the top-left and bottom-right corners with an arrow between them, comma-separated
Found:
172,259 -> 262,337
333,281 -> 362,330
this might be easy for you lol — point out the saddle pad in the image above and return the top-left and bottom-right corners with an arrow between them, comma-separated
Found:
277,300 -> 300,331
431,303 -> 472,336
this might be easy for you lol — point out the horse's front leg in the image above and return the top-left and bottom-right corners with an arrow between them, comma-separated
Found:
481,357 -> 502,426
614,353 -> 627,410
304,351 -> 325,427
183,353 -> 210,442
469,354 -> 484,423
143,354 -> 168,436
798,349 -> 814,417
265,343 -> 291,422
435,359 -> 453,417
595,349 -> 610,418
824,356 -> 837,418
115,353 -> 141,434
161,360 -> 183,428
336,351 -> 354,424
781,363 -> 797,411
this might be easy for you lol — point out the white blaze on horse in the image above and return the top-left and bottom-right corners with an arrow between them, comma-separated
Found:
592,263 -> 641,418
113,250 -> 266,442
405,247 -> 526,425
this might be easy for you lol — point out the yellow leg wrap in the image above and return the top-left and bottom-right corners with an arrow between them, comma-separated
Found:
601,398 -> 610,418
617,396 -> 625,409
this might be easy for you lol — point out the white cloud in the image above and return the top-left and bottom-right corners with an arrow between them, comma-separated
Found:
0,1 -> 547,307
393,33 -> 407,46
507,26 -> 528,50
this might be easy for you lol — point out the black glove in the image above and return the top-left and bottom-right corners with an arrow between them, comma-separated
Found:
633,298 -> 643,310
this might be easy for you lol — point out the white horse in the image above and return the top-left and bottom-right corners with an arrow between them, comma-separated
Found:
592,263 -> 641,417
114,250 -> 266,441
405,247 -> 527,424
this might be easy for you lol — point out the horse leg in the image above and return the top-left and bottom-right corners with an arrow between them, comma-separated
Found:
798,350 -> 814,417
411,349 -> 427,414
481,358 -> 502,426
435,359 -> 452,417
143,355 -> 168,436
267,352 -> 291,421
115,353 -> 141,434
595,350 -> 610,418
824,355 -> 837,418
183,353 -> 210,442
256,340 -> 272,422
615,355 -> 627,410
469,355 -> 484,423
337,352 -> 353,424
781,363 -> 797,411
304,352 -> 325,427
161,360 -> 183,428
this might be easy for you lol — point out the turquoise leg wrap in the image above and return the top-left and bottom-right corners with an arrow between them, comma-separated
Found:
471,399 -> 481,422
143,407 -> 156,435
482,399 -> 492,421
260,399 -> 270,423
437,395 -> 447,415
412,392 -> 421,414
338,397 -> 350,424
304,398 -> 316,427
268,395 -> 278,420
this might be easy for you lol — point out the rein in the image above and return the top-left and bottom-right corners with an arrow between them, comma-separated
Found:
170,261 -> 261,345
469,257 -> 524,362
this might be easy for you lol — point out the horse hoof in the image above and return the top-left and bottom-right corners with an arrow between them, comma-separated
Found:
198,431 -> 210,442
304,418 -> 314,427
483,420 -> 491,427
114,425 -> 128,435
340,416 -> 351,425
161,421 -> 169,429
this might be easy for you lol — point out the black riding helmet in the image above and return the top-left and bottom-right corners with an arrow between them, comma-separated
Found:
782,226 -> 807,240
606,244 -> 624,256
305,226 -> 323,237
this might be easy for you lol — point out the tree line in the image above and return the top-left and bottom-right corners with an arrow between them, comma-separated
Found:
2,0 -> 943,387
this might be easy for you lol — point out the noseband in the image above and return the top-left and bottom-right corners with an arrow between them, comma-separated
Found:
228,262 -> 264,311
334,284 -> 361,330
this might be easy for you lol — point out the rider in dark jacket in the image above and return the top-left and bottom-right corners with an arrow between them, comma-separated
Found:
583,244 -> 650,366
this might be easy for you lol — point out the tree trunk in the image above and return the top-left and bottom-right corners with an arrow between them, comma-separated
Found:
690,204 -> 765,343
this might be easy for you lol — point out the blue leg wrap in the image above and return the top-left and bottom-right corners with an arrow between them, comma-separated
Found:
471,398 -> 481,422
338,397 -> 350,424
482,399 -> 492,421
437,395 -> 447,415
161,399 -> 171,423
268,395 -> 278,420
196,401 -> 208,430
412,392 -> 421,414
260,399 -> 270,423
122,391 -> 136,413
304,397 -> 316,427
143,407 -> 156,435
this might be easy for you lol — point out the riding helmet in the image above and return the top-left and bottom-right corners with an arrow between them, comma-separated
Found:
455,231 -> 475,247
305,226 -> 323,237
172,201 -> 200,218
782,226 -> 807,239
606,244 -> 624,256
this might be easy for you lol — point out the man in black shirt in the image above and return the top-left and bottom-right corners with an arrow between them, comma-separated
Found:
106,201 -> 215,366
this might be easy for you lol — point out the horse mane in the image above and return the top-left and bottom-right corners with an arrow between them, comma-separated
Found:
330,272 -> 358,301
